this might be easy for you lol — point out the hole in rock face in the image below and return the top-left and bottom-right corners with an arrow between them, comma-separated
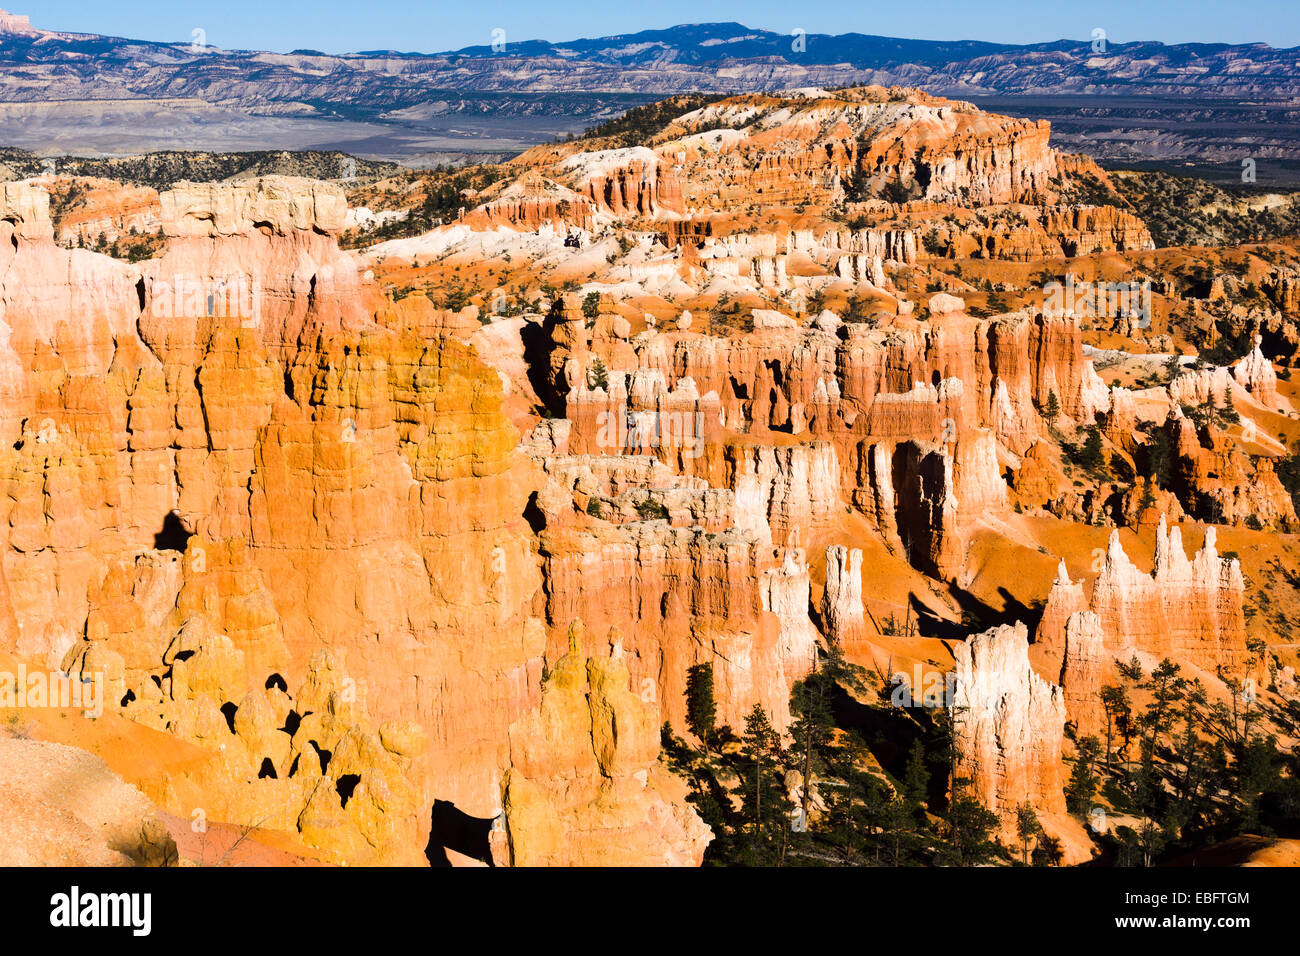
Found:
120,689 -> 136,708
173,650 -> 196,663
522,492 -> 545,534
424,799 -> 496,867
265,673 -> 288,693
258,758 -> 277,779
520,319 -> 563,417
287,754 -> 300,778
153,511 -> 194,553
914,161 -> 932,193
335,774 -> 361,808
767,359 -> 785,388
220,702 -> 238,734
309,740 -> 331,774
281,709 -> 303,737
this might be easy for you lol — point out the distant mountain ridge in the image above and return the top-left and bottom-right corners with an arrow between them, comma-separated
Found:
0,14 -> 1296,99
441,22 -> 1038,66
0,11 -> 1297,164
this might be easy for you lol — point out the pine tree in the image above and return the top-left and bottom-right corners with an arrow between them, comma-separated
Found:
787,634 -> 868,837
1117,655 -> 1144,682
1044,390 -> 1060,426
1221,388 -> 1241,424
685,663 -> 716,745
1015,802 -> 1043,865
1142,658 -> 1185,750
788,666 -> 829,838
902,739 -> 929,811
1132,738 -> 1162,817
940,794 -> 1002,865
1066,736 -> 1101,815
737,704 -> 787,863
881,796 -> 918,867
1032,834 -> 1064,867
1100,684 -> 1130,770
1078,425 -> 1105,471
1137,819 -> 1168,867
1236,734 -> 1284,834
1136,478 -> 1157,516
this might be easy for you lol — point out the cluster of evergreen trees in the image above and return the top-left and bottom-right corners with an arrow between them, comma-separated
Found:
1062,657 -> 1300,865
662,642 -> 1015,866
578,95 -> 728,149
352,166 -> 508,245
60,223 -> 161,262
662,643 -> 1300,866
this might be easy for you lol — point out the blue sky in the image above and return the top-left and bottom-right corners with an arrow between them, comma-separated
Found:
25,0 -> 1300,53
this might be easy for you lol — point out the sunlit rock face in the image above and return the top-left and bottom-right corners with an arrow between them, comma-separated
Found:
3,79 -> 1291,868
0,173 -> 723,866
1039,517 -> 1249,682
951,622 -> 1096,864
951,622 -> 1067,819
499,623 -> 711,867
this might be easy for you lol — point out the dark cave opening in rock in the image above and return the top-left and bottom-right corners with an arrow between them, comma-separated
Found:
522,491 -> 546,534
280,709 -> 305,737
220,701 -> 238,734
309,740 -> 331,774
335,773 -> 361,808
424,799 -> 496,867
153,510 -> 194,552
520,316 -> 564,417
